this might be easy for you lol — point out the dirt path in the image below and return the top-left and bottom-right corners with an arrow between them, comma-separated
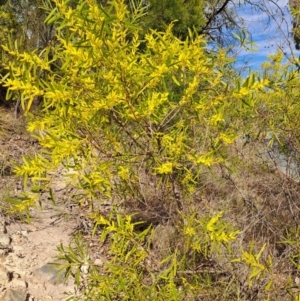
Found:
0,108 -> 80,300
0,203 -> 77,300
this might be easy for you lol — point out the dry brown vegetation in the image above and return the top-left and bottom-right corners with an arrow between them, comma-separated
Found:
103,137 -> 300,300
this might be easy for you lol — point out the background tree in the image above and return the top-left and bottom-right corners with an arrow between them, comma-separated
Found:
136,0 -> 206,39
289,0 -> 300,49
7,0 -> 55,50
127,0 -> 241,46
0,2 -> 19,46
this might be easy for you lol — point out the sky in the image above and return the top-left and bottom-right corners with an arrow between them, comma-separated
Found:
233,0 -> 300,73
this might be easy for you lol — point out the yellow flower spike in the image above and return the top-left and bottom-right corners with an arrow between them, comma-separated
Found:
206,212 -> 223,232
184,227 -> 195,236
154,162 -> 174,174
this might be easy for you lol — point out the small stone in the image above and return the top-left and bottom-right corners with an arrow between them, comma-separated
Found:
11,273 -> 20,279
11,233 -> 22,243
32,262 -> 65,285
80,263 -> 89,275
51,180 -> 67,192
94,258 -> 104,267
0,266 -> 9,286
0,289 -> 27,301
0,235 -> 10,248
0,224 -> 7,235
152,225 -> 177,260
20,231 -> 28,237
9,278 -> 27,289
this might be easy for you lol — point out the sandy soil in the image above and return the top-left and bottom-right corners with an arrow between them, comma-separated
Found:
0,108 -> 80,300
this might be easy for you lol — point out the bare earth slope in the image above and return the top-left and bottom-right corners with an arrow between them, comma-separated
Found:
0,108 -> 78,300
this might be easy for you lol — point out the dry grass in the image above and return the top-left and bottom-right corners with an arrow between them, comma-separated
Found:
117,138 -> 300,300
180,140 -> 300,300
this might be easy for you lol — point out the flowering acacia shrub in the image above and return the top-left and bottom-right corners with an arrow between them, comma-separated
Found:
2,0 -> 266,211
1,0 -> 281,300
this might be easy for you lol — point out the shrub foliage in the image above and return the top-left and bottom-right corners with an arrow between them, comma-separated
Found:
2,0 -> 300,300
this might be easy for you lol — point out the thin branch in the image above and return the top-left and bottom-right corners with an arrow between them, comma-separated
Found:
203,0 -> 232,31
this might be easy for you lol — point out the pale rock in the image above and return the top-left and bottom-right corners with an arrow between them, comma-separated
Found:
0,235 -> 10,248
80,263 -> 89,275
0,224 -> 7,235
0,266 -> 9,286
152,225 -> 177,260
9,278 -> 27,289
94,258 -> 104,267
51,180 -> 67,192
11,273 -> 20,280
0,289 -> 27,301
10,234 -> 22,244
32,262 -> 65,285
20,231 -> 28,237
